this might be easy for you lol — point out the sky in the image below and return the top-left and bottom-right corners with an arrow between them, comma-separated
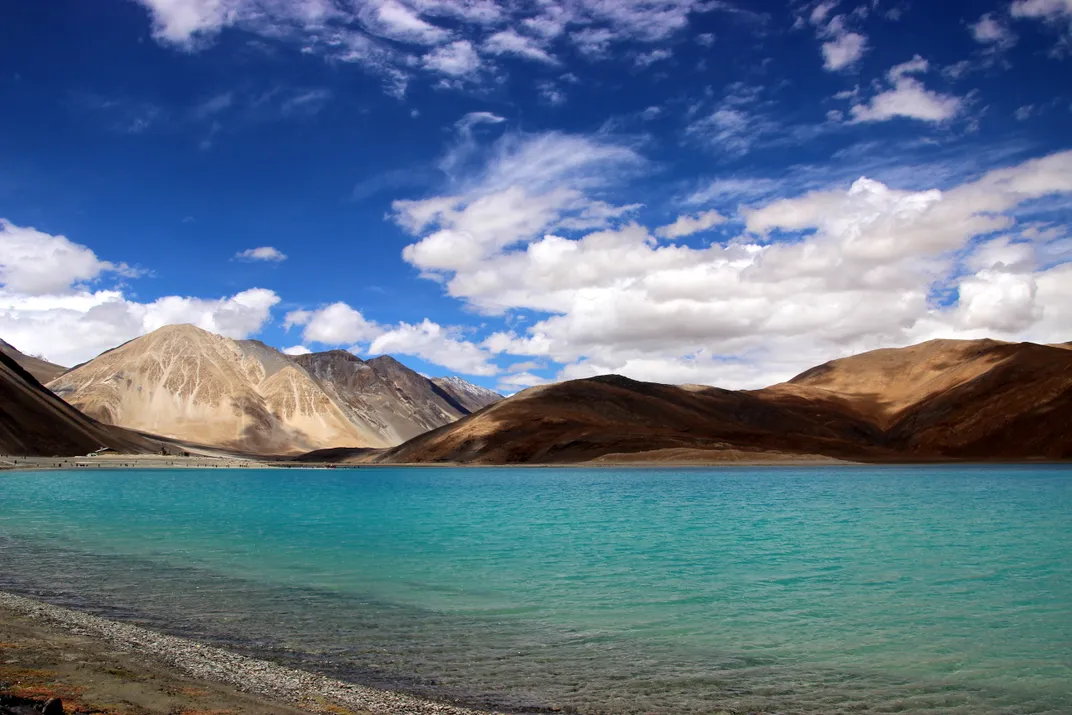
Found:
1,0 -> 1071,393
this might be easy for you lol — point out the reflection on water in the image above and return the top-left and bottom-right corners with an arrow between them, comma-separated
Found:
1,466 -> 1070,714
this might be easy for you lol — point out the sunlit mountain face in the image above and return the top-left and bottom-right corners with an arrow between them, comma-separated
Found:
2,0 -> 1071,394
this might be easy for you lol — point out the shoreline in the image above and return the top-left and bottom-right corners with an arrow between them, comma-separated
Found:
3,453 -> 1071,472
0,590 -> 498,715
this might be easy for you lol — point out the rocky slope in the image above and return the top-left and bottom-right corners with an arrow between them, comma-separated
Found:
0,350 -> 159,457
292,351 -> 486,443
375,339 -> 1072,464
432,376 -> 502,413
46,325 -> 496,454
0,339 -> 66,384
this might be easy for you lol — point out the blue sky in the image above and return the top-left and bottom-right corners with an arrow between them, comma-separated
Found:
2,0 -> 1071,391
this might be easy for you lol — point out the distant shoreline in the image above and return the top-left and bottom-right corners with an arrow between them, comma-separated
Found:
0,590 -> 497,715
2,454 -> 1070,472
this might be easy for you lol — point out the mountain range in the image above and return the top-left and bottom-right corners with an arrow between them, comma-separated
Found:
40,324 -> 500,455
372,338 -> 1072,464
2,326 -> 1070,463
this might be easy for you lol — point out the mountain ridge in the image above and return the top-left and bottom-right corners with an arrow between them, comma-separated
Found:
44,324 -> 502,454
367,339 -> 1072,465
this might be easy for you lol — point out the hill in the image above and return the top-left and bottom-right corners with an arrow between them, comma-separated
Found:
0,339 -> 67,384
373,340 -> 1072,464
0,349 -> 159,457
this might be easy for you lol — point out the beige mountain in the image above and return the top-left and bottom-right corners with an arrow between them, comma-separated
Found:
0,338 -> 67,384
46,324 -> 500,454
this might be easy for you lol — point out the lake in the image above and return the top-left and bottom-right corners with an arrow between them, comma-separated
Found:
1,466 -> 1069,714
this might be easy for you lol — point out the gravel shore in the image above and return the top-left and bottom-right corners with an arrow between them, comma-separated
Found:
0,591 -> 500,715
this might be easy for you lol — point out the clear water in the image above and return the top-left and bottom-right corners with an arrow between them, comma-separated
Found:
1,466 -> 1070,714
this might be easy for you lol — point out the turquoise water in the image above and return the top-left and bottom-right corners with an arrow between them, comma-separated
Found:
1,466 -> 1070,714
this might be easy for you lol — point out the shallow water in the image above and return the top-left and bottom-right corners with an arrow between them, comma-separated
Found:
1,466 -> 1070,713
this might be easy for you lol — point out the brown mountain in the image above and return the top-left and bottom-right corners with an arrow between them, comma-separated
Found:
0,338 -> 67,384
0,350 -> 158,457
374,339 -> 1072,465
46,325 -> 496,455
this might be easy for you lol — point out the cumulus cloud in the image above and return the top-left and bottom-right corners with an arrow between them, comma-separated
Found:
235,246 -> 287,262
0,220 -> 284,365
0,286 -> 280,367
0,220 -> 141,295
368,319 -> 497,375
282,300 -> 496,375
394,146 -> 1072,388
284,302 -> 381,345
655,210 -> 726,239
282,345 -> 312,356
848,56 -> 963,123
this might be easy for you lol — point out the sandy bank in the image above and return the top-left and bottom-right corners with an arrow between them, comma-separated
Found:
0,592 -> 497,715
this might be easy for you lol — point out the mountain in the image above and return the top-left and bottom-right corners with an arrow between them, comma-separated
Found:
47,325 -> 495,454
0,349 -> 158,457
0,338 -> 67,384
431,376 -> 503,413
376,374 -> 886,465
292,351 -> 474,443
374,339 -> 1072,465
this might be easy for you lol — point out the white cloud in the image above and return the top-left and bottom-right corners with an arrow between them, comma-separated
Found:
422,40 -> 482,76
368,319 -> 497,375
284,302 -> 382,345
361,0 -> 450,45
235,246 -> 287,262
822,31 -> 867,70
848,56 -> 963,123
810,9 -> 869,71
396,144 -> 1072,389
0,286 -> 280,367
970,13 -> 1017,49
496,370 -> 550,392
537,81 -> 567,106
634,48 -> 672,67
655,210 -> 727,239
0,220 -> 142,296
685,84 -> 785,156
0,219 -> 283,365
1011,0 -> 1072,20
131,1 -> 731,96
282,345 -> 312,356
395,132 -> 643,280
483,29 -> 557,64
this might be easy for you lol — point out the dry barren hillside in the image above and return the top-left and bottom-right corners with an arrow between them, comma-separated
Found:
0,339 -> 67,384
293,351 -> 486,443
0,350 -> 159,457
373,339 -> 1072,465
377,374 -> 888,464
